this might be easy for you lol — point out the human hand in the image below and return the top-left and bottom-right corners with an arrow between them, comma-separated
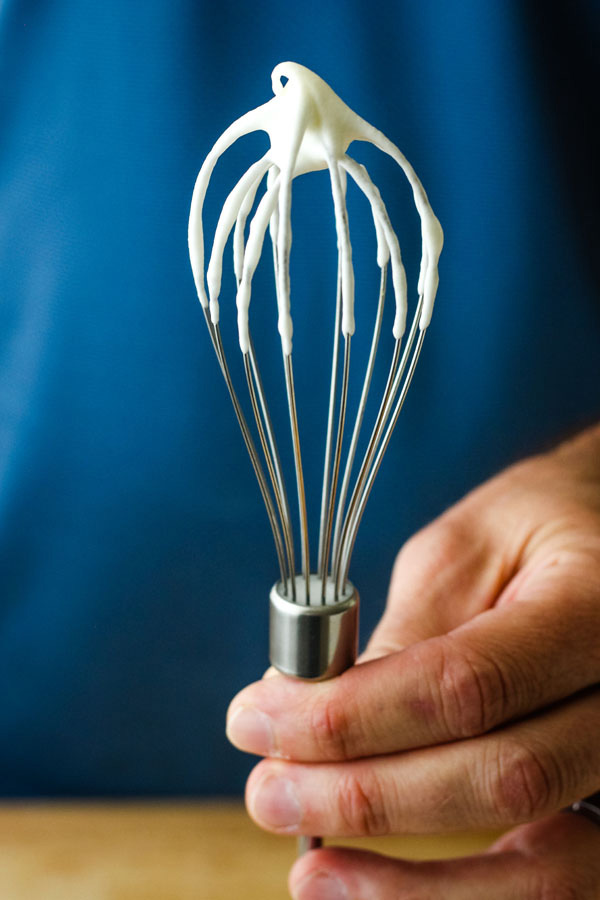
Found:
227,425 -> 600,898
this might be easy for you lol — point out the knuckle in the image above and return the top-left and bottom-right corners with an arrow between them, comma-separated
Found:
336,768 -> 391,836
486,740 -> 560,824
433,639 -> 510,739
397,517 -> 467,579
309,691 -> 352,761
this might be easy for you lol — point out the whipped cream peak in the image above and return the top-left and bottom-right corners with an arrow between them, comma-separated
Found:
189,63 -> 443,356
266,62 -> 357,176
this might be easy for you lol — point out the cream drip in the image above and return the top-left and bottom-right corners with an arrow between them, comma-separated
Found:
189,62 -> 443,355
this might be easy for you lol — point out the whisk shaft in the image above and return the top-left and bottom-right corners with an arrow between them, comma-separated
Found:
298,836 -> 323,855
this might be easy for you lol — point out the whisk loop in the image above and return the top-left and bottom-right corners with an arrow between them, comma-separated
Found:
189,62 -> 442,608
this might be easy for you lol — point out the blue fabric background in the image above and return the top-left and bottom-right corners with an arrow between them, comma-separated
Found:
0,0 -> 598,796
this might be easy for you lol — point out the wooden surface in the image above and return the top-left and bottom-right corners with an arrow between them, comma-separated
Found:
0,802 -> 502,899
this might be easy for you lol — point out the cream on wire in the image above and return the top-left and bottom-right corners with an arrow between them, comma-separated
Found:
188,61 -> 443,605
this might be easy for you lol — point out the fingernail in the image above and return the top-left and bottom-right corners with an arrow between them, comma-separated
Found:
294,871 -> 348,900
226,706 -> 275,755
249,774 -> 301,830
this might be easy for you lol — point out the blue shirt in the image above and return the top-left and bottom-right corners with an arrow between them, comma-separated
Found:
0,0 -> 599,796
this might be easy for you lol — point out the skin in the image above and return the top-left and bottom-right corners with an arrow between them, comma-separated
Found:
227,424 -> 600,898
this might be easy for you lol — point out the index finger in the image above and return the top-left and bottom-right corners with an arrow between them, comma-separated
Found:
226,553 -> 600,761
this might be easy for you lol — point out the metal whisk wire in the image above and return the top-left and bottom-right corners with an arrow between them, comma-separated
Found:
201,191 -> 426,604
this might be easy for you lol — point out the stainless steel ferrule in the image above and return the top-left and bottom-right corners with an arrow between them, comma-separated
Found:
269,575 -> 359,681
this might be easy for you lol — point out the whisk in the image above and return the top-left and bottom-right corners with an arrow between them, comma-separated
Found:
188,61 -> 443,855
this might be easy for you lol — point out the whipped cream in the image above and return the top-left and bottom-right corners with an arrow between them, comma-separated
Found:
189,62 -> 443,355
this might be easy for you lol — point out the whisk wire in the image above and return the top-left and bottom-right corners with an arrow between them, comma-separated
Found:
248,340 -> 297,597
284,353 -> 311,602
319,334 -> 351,601
203,311 -> 288,587
332,335 -> 401,588
317,265 -> 342,578
340,327 -> 426,589
331,265 -> 387,579
335,302 -> 423,590
243,349 -> 295,598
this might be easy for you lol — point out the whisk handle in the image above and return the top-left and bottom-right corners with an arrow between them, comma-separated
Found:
269,577 -> 359,857
297,835 -> 323,854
